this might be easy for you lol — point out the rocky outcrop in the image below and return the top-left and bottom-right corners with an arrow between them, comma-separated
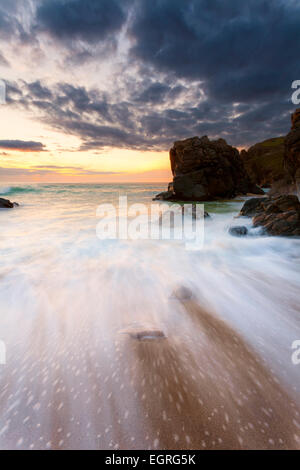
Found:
0,198 -> 18,209
284,108 -> 300,194
239,195 -> 300,236
241,110 -> 300,195
155,136 -> 263,202
241,137 -> 287,188
239,197 -> 268,217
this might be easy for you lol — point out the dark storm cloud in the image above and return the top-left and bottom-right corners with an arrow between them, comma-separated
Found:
129,0 -> 300,103
0,6 -> 13,37
9,80 -> 199,150
28,81 -> 53,100
3,0 -> 300,151
0,0 -> 33,41
35,0 -> 129,42
135,82 -> 171,104
8,76 -> 295,152
0,140 -> 46,151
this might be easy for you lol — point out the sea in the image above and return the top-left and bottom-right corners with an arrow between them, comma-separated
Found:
0,183 -> 299,450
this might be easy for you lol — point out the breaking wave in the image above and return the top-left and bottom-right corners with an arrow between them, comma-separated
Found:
0,185 -> 43,196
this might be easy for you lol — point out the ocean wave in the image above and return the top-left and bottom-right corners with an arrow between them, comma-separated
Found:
0,186 -> 43,196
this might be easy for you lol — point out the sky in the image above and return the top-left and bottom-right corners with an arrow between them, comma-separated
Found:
0,0 -> 299,183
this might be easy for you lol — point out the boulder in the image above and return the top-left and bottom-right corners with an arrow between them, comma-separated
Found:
241,137 -> 287,188
239,197 -> 268,217
239,195 -> 300,236
0,197 -> 17,209
229,226 -> 248,237
171,286 -> 194,301
284,108 -> 300,195
155,136 -> 263,201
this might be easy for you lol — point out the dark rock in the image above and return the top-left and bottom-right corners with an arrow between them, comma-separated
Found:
229,226 -> 248,237
203,211 -> 210,219
239,195 -> 300,236
284,108 -> 300,194
121,327 -> 166,341
153,191 -> 174,201
155,136 -> 264,202
268,176 -> 296,197
0,197 -> 15,209
171,286 -> 194,301
241,137 -> 287,188
153,183 -> 176,201
131,330 -> 166,341
239,197 -> 268,217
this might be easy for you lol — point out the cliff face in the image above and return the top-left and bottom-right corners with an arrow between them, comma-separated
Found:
155,136 -> 263,201
244,109 -> 300,197
284,108 -> 300,194
241,137 -> 286,188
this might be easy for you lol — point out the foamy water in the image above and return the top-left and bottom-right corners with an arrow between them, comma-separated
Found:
0,183 -> 299,450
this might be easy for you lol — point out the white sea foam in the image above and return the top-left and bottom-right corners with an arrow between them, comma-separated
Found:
0,186 -> 12,195
0,183 -> 299,450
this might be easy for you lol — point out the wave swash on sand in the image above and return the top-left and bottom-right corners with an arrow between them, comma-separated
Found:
0,183 -> 299,450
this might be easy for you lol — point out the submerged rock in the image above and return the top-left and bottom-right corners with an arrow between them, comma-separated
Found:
171,286 -> 194,301
155,136 -> 263,202
121,328 -> 166,342
239,195 -> 300,236
229,226 -> 248,237
0,198 -> 18,209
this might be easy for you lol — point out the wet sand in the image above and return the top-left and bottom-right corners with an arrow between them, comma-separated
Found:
0,293 -> 299,450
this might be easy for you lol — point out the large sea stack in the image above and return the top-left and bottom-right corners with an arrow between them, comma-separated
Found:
155,136 -> 263,201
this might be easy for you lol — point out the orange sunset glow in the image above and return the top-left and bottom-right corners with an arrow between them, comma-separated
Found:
0,105 -> 171,182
